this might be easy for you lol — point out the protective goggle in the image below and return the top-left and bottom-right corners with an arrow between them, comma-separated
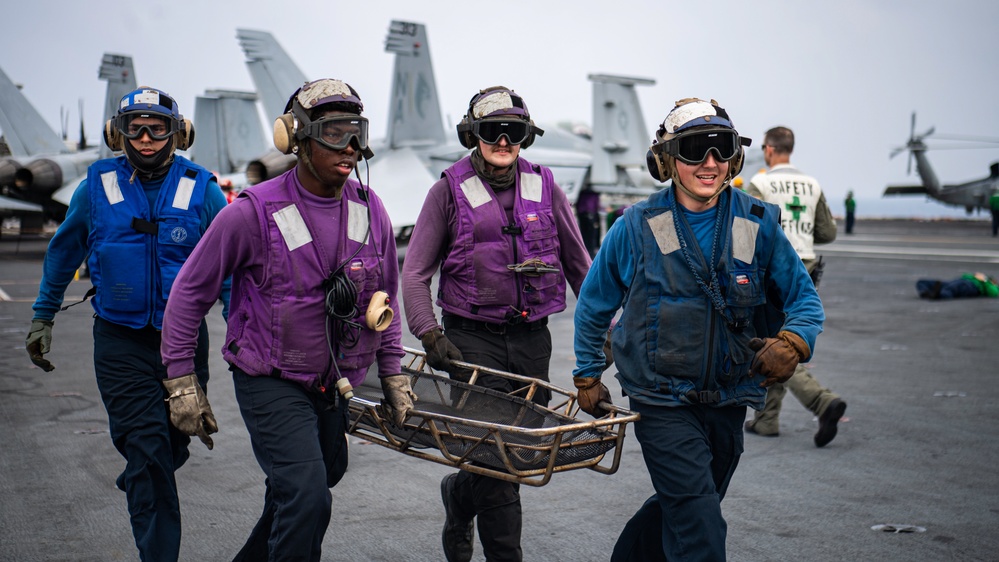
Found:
300,114 -> 370,152
114,113 -> 180,141
660,128 -> 746,165
472,119 -> 532,145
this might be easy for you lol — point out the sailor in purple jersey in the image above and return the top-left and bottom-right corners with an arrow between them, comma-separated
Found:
160,79 -> 413,562
402,86 -> 591,562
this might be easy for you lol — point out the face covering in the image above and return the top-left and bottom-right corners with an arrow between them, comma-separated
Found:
470,148 -> 516,191
123,139 -> 175,183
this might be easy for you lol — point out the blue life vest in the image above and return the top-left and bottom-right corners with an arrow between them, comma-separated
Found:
87,155 -> 213,329
613,187 -> 783,409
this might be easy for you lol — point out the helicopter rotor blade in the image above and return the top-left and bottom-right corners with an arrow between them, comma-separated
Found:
930,133 -> 999,143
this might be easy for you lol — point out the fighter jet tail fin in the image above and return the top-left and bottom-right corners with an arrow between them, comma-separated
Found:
384,20 -> 446,149
192,89 -> 267,176
98,53 -> 137,159
587,74 -> 657,192
237,29 -> 309,123
0,65 -> 68,157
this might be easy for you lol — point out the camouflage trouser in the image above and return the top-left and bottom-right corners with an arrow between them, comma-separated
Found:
747,363 -> 839,435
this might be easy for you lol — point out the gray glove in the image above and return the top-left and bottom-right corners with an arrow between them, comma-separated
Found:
26,319 -> 55,372
380,374 -> 417,427
420,328 -> 469,381
163,374 -> 218,450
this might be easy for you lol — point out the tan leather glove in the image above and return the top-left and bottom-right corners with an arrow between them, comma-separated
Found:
420,328 -> 469,382
749,330 -> 810,388
573,376 -> 612,417
26,319 -> 55,372
163,374 -> 218,450
380,374 -> 417,427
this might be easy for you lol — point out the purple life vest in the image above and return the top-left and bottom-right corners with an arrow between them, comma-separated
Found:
438,156 -> 566,324
223,170 -> 393,389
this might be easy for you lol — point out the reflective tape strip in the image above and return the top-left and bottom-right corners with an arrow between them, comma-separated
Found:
348,200 -> 370,244
172,176 -> 195,210
732,217 -> 759,264
100,171 -> 124,205
521,173 -> 542,202
460,176 -> 492,209
648,210 -> 679,255
272,204 -> 312,251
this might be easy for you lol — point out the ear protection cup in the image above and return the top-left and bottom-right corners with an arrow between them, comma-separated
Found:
646,148 -> 665,182
104,120 -> 122,151
175,119 -> 195,151
646,139 -> 674,183
728,148 -> 745,179
456,115 -> 475,149
521,120 -> 540,149
273,113 -> 296,154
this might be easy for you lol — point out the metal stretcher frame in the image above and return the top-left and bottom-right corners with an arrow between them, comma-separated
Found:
346,347 -> 640,487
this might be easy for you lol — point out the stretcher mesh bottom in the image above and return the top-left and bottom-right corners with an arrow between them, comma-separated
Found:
351,369 -> 615,472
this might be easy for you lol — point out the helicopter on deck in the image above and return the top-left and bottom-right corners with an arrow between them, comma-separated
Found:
883,112 -> 999,214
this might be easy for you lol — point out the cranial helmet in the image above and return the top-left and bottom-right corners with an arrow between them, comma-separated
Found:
272,78 -> 373,159
646,98 -> 751,187
456,86 -> 544,149
103,87 -> 193,151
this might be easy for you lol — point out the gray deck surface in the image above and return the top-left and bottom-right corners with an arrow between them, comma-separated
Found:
1,218 -> 997,561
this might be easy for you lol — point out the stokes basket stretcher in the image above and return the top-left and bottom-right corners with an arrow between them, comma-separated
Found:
347,348 -> 639,486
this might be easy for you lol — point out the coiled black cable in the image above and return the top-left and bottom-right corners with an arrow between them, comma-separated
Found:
324,268 -> 362,349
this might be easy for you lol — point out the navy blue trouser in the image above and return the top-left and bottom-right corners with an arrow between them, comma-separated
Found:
443,317 -> 552,562
93,316 -> 209,562
917,278 -> 980,299
231,368 -> 350,562
611,401 -> 746,562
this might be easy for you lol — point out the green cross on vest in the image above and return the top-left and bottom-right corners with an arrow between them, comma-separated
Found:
786,196 -> 807,220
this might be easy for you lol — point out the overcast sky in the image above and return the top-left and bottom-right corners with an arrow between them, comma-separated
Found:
4,0 -> 998,218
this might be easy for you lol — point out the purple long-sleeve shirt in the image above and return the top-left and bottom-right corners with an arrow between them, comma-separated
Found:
161,174 -> 402,380
402,172 -> 591,339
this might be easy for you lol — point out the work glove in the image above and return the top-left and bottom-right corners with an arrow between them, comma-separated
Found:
163,374 -> 218,450
380,374 -> 417,427
25,319 -> 55,372
420,328 -> 469,381
749,330 -> 810,388
573,376 -> 613,417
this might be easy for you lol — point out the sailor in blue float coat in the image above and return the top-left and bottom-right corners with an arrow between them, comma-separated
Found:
572,98 -> 823,562
26,87 -> 228,562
